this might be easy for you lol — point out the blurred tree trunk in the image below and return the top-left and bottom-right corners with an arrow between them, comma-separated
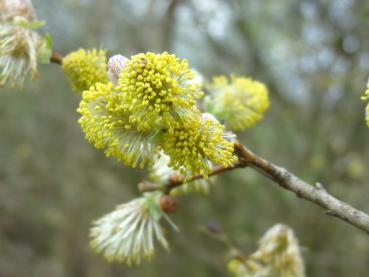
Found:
161,0 -> 181,51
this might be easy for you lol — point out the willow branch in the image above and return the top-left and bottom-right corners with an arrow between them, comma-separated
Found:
140,142 -> 369,234
235,143 -> 369,234
46,47 -> 369,234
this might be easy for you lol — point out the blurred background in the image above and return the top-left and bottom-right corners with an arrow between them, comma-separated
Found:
1,0 -> 369,276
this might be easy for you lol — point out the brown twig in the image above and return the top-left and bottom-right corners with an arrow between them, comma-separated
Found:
234,143 -> 369,234
138,160 -> 247,194
164,160 -> 246,194
140,141 -> 369,234
50,51 -> 63,65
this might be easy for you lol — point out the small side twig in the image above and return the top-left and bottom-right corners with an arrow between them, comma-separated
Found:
139,161 -> 247,194
163,161 -> 247,194
140,141 -> 369,234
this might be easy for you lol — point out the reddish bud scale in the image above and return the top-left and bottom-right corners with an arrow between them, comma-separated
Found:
160,195 -> 178,213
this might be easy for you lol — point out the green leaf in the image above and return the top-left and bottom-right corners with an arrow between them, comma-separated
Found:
144,192 -> 163,221
13,16 -> 46,30
37,33 -> 53,64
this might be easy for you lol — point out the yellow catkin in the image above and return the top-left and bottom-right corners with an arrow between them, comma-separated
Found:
77,82 -> 158,168
117,52 -> 203,132
161,115 -> 237,178
62,48 -> 108,92
205,75 -> 270,131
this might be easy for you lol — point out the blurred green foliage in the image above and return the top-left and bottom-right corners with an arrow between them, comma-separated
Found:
1,0 -> 369,276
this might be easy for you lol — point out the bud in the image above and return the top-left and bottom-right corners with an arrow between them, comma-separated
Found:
160,194 -> 178,213
201,112 -> 218,123
108,54 -> 127,85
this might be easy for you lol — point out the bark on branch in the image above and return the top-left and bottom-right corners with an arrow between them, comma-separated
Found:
140,142 -> 369,234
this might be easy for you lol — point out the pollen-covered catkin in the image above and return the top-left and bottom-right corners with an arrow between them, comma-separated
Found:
204,75 -> 269,131
117,52 -> 203,131
62,48 -> 108,92
77,82 -> 160,168
161,114 -> 237,178
78,52 -> 238,175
